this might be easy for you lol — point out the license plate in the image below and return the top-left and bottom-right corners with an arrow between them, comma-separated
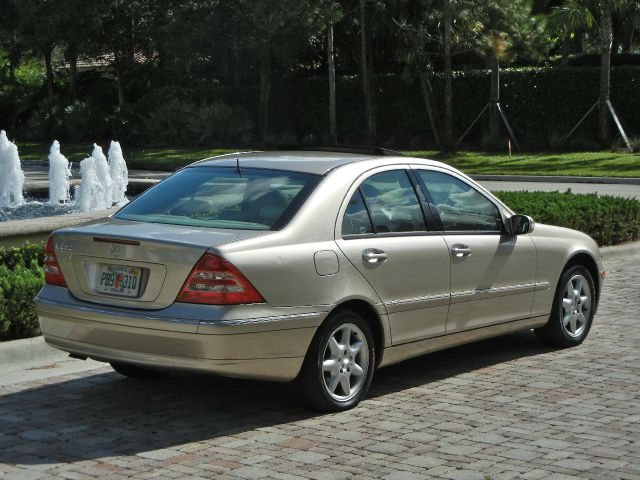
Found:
96,265 -> 141,297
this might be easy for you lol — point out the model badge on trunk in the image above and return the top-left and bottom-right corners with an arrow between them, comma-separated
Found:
55,238 -> 72,251
109,244 -> 121,257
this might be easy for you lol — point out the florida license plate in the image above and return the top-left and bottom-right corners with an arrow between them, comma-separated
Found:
97,265 -> 141,297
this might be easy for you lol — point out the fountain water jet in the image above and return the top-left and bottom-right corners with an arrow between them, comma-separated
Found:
0,130 -> 25,208
75,144 -> 113,212
108,141 -> 129,206
74,157 -> 100,212
92,144 -> 112,209
48,140 -> 71,205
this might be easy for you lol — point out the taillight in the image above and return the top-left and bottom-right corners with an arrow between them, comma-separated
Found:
44,236 -> 67,287
176,253 -> 264,305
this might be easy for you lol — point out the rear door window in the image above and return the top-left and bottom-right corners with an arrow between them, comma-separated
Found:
342,170 -> 426,235
116,166 -> 320,230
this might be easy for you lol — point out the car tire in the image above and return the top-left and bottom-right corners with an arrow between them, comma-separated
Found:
110,362 -> 169,380
535,265 -> 596,347
297,309 -> 376,412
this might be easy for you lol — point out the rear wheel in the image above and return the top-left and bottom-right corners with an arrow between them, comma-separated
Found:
535,265 -> 596,347
298,309 -> 375,411
110,362 -> 169,380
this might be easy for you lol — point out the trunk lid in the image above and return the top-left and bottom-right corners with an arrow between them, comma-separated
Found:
52,217 -> 270,309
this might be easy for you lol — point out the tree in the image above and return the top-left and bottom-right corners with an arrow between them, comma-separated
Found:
55,0 -> 104,100
0,0 -> 24,88
394,2 -> 442,148
226,0 -> 322,144
551,0 -> 633,146
360,0 -> 376,144
16,0 -> 62,103
394,0 -> 484,150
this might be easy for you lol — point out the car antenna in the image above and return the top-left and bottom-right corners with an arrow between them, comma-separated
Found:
236,158 -> 242,177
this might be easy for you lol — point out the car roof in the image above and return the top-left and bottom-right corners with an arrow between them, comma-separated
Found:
190,150 -> 446,175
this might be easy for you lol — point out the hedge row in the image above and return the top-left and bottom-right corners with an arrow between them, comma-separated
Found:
6,66 -> 640,148
494,190 -> 640,246
202,66 -> 640,148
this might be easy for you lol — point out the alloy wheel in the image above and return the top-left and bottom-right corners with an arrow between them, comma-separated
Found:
321,323 -> 369,401
560,274 -> 592,338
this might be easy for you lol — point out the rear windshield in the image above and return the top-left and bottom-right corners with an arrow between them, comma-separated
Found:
115,166 -> 320,230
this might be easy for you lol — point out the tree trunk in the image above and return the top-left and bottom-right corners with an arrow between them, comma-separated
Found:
575,29 -> 584,53
233,37 -> 240,87
621,13 -> 636,53
560,31 -> 571,67
327,23 -> 337,144
67,44 -> 78,100
8,50 -> 19,87
489,49 -> 500,143
443,0 -> 453,151
418,73 -> 441,147
488,10 -> 500,144
360,0 -> 376,144
259,44 -> 271,145
114,53 -> 126,108
43,45 -> 55,102
598,7 -> 613,147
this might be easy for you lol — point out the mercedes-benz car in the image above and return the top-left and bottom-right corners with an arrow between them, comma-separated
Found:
36,147 -> 603,411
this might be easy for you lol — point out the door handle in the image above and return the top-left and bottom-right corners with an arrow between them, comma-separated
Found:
362,249 -> 388,264
450,244 -> 472,258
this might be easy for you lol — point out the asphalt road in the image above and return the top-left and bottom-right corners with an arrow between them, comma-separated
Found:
479,180 -> 640,199
1,251 -> 639,479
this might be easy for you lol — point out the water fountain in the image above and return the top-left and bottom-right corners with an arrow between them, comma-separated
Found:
108,141 -> 129,207
48,140 -> 71,205
0,133 -> 130,221
74,143 -> 129,212
0,130 -> 25,209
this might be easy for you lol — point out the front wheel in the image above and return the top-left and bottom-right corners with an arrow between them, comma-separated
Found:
535,265 -> 596,347
297,310 -> 375,412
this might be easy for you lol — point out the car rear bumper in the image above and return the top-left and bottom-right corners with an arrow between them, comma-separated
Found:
36,286 -> 325,382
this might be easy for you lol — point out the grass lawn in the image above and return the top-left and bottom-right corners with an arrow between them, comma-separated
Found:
18,143 -> 239,171
405,150 -> 640,177
16,142 -> 640,177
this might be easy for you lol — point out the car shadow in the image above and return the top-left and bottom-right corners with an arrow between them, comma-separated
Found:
0,330 -> 554,465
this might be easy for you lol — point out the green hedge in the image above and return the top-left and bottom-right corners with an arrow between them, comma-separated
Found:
8,65 -> 640,148
200,66 -> 640,148
495,191 -> 640,246
0,242 -> 44,341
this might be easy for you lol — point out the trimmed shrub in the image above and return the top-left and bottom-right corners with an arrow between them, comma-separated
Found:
1,242 -> 44,270
495,190 -> 640,246
0,243 -> 44,341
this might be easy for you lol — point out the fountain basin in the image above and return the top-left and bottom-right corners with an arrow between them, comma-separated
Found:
0,208 -> 118,248
0,179 -> 159,247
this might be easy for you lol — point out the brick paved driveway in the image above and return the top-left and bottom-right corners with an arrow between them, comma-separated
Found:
1,254 -> 639,480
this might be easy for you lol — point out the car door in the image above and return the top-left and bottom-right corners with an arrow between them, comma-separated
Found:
413,168 -> 537,333
335,167 -> 451,344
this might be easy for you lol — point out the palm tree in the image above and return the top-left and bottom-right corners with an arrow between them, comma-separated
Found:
552,0 -> 631,146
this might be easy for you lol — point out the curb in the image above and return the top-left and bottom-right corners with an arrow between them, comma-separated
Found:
470,175 -> 640,185
0,337 -> 68,373
600,241 -> 640,260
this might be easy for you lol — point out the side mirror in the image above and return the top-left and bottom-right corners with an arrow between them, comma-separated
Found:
506,214 -> 535,236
